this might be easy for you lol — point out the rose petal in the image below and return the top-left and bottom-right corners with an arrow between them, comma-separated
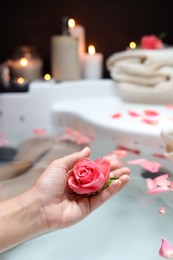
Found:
155,174 -> 169,181
128,110 -> 141,117
143,109 -> 159,116
57,128 -> 93,145
170,182 -> 173,190
159,239 -> 173,259
68,172 -> 106,194
107,150 -> 128,158
66,128 -> 79,137
127,159 -> 146,165
147,186 -> 170,194
33,128 -> 46,137
141,160 -> 162,173
165,104 -> 173,110
159,207 -> 166,215
76,136 -> 92,145
111,113 -> 121,119
117,146 -> 141,155
155,174 -> 171,187
156,179 -> 171,187
142,118 -> 159,125
146,178 -> 157,190
93,158 -> 110,182
152,153 -> 166,159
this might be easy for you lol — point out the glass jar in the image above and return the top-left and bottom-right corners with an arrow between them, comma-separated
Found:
0,46 -> 43,88
11,46 -> 43,84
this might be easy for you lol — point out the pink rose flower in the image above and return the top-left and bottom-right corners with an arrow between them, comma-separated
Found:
67,158 -> 110,195
140,35 -> 164,49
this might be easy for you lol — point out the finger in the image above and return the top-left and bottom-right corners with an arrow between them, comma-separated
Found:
89,174 -> 130,212
106,174 -> 130,196
117,174 -> 131,192
110,166 -> 131,178
110,160 -> 124,171
50,147 -> 91,172
89,179 -> 121,211
104,154 -> 124,170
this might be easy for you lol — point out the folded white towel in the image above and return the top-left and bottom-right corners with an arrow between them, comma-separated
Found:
107,48 -> 173,86
116,81 -> 173,104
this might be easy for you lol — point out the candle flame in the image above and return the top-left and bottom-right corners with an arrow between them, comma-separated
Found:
68,18 -> 75,28
129,41 -> 136,49
17,77 -> 25,84
88,45 -> 95,55
44,74 -> 51,81
20,58 -> 28,67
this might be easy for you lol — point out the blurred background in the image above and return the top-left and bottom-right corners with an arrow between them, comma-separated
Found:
0,0 -> 173,78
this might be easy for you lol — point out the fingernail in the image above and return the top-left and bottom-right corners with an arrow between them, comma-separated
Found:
82,147 -> 89,152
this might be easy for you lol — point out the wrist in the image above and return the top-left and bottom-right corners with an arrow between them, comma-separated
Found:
0,189 -> 45,252
25,187 -> 51,233
19,189 -> 46,234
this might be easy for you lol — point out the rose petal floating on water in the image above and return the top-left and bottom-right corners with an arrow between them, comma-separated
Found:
146,174 -> 173,194
127,158 -> 146,165
33,128 -> 46,137
159,207 -> 166,215
155,174 -> 171,187
141,160 -> 162,173
57,127 -> 94,145
128,110 -> 141,117
117,146 -> 141,155
76,136 -> 93,144
152,153 -> 166,159
146,178 -> 157,190
107,149 -> 128,158
143,109 -> 159,116
111,113 -> 121,119
142,118 -> 159,125
165,104 -> 173,110
147,186 -> 170,194
159,239 -> 173,259
127,159 -> 162,173
170,182 -> 173,190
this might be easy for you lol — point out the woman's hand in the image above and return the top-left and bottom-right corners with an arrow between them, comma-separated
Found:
32,147 -> 130,232
0,147 -> 130,253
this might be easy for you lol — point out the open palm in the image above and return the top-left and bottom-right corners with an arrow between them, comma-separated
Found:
33,147 -> 130,232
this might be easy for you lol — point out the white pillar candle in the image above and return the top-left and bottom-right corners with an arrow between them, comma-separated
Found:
51,35 -> 81,81
68,18 -> 86,65
83,45 -> 103,79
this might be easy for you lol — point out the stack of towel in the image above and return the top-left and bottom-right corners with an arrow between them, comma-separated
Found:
106,48 -> 173,104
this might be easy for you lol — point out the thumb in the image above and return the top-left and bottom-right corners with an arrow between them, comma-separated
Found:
51,147 -> 91,172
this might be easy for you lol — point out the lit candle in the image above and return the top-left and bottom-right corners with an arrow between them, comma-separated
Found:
44,73 -> 51,81
68,18 -> 86,64
16,77 -> 25,85
12,56 -> 43,81
126,41 -> 137,50
83,45 -> 103,79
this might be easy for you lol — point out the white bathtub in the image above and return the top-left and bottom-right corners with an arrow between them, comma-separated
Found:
1,79 -> 173,260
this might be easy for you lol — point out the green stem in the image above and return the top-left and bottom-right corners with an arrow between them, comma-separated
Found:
102,177 -> 119,190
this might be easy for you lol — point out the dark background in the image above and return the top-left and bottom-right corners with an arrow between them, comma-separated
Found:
0,0 -> 173,78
